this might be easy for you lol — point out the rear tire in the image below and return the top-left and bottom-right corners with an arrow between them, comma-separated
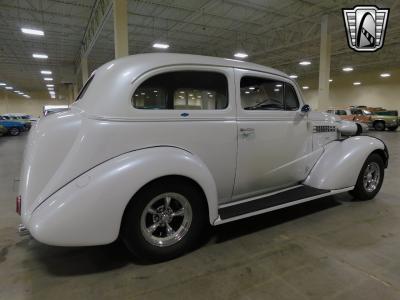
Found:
388,126 -> 398,131
350,153 -> 384,200
121,178 -> 208,262
374,121 -> 385,131
9,127 -> 20,136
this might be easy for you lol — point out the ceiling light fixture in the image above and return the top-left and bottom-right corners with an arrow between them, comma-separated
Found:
380,73 -> 391,78
41,70 -> 52,75
234,52 -> 248,58
44,77 -> 53,81
302,86 -> 309,90
329,79 -> 333,82
32,53 -> 48,59
0,82 -> 6,86
342,67 -> 354,72
5,86 -> 13,90
299,61 -> 311,66
23,95 -> 31,98
21,28 -> 44,36
152,43 -> 169,49
353,81 -> 361,86
289,74 -> 298,79
46,84 -> 54,87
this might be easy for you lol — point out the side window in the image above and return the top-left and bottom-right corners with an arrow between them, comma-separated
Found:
284,83 -> 300,111
337,110 -> 347,115
240,77 -> 299,111
241,77 -> 284,110
132,71 -> 228,110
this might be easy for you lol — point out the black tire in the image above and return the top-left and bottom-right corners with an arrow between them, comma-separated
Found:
350,153 -> 384,200
121,178 -> 208,262
9,127 -> 20,136
374,121 -> 385,131
388,126 -> 398,131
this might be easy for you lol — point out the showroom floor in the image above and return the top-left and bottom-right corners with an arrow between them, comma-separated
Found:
1,132 -> 400,300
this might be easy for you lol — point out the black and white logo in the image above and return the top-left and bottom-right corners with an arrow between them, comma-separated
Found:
343,6 -> 389,52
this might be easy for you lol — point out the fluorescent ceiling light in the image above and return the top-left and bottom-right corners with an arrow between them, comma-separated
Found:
275,84 -> 283,87
41,70 -> 52,75
380,73 -> 391,78
329,79 -> 333,82
234,52 -> 248,58
299,61 -> 311,66
302,86 -> 309,90
18,92 -> 24,95
289,74 -> 298,79
46,84 -> 54,87
23,95 -> 31,98
152,43 -> 169,49
0,82 -> 6,86
5,86 -> 13,90
274,88 -> 280,92
249,87 -> 255,90
44,77 -> 53,81
32,53 -> 48,59
353,82 -> 361,86
21,28 -> 44,36
342,67 -> 354,72
14,90 -> 20,93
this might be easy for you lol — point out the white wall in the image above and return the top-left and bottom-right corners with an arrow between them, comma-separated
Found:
301,68 -> 400,112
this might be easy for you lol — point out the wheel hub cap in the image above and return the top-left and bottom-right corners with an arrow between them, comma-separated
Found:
140,192 -> 192,247
363,162 -> 380,193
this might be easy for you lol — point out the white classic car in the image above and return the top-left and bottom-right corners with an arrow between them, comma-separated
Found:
18,53 -> 388,261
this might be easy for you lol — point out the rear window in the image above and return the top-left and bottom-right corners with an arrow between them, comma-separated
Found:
132,71 -> 228,110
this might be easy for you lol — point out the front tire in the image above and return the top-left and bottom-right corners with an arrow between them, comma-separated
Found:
374,121 -> 385,131
350,153 -> 384,200
9,127 -> 20,136
121,178 -> 208,262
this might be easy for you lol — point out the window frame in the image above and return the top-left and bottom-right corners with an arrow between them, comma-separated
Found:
131,68 -> 230,111
238,74 -> 301,112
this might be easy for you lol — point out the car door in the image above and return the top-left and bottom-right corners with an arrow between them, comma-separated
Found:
232,69 -> 314,201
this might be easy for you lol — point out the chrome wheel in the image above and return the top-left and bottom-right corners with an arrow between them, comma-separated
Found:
363,162 -> 380,193
140,192 -> 192,247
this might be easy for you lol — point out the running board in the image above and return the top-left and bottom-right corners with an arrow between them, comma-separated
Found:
214,186 -> 354,225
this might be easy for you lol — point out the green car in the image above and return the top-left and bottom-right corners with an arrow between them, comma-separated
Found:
370,110 -> 399,131
0,125 -> 7,136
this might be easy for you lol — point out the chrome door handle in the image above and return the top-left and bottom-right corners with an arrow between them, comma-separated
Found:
240,128 -> 255,136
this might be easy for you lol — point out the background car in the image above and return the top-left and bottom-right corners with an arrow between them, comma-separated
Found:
354,107 -> 399,131
0,116 -> 25,136
2,114 -> 32,131
326,108 -> 369,133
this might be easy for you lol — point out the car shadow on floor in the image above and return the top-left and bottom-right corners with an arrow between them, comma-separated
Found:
27,195 -> 343,276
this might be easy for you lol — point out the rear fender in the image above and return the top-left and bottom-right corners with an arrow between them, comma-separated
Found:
28,147 -> 218,246
304,136 -> 385,190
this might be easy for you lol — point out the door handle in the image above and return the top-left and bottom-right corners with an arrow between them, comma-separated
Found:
240,128 -> 255,136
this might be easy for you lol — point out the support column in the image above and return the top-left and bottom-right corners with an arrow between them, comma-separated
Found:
81,56 -> 89,85
318,15 -> 331,111
113,0 -> 129,58
73,83 -> 79,99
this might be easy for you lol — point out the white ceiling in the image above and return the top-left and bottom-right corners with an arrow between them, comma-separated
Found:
0,0 -> 399,95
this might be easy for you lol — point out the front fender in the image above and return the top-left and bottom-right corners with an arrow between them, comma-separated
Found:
28,147 -> 218,246
304,136 -> 385,190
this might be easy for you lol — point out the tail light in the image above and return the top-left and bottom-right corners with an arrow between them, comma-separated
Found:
16,195 -> 21,215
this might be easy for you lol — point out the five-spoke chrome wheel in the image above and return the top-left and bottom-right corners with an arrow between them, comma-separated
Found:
363,161 -> 380,193
140,192 -> 193,247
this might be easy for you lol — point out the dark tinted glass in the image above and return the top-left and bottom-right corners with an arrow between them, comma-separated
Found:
132,71 -> 228,110
284,83 -> 299,110
241,77 -> 284,110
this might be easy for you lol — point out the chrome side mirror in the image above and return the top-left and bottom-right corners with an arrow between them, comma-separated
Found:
301,104 -> 311,114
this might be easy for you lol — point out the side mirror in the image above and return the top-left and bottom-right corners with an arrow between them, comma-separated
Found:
301,104 -> 311,114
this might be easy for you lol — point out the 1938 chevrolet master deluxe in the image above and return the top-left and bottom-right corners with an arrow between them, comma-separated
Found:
18,53 -> 388,261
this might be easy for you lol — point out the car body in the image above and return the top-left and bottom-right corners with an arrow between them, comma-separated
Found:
326,108 -> 369,133
18,53 -> 388,261
370,110 -> 398,131
0,116 -> 25,136
0,125 -> 7,136
2,114 -> 32,130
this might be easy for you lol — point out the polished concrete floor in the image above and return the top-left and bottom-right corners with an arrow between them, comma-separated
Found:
1,131 -> 400,300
